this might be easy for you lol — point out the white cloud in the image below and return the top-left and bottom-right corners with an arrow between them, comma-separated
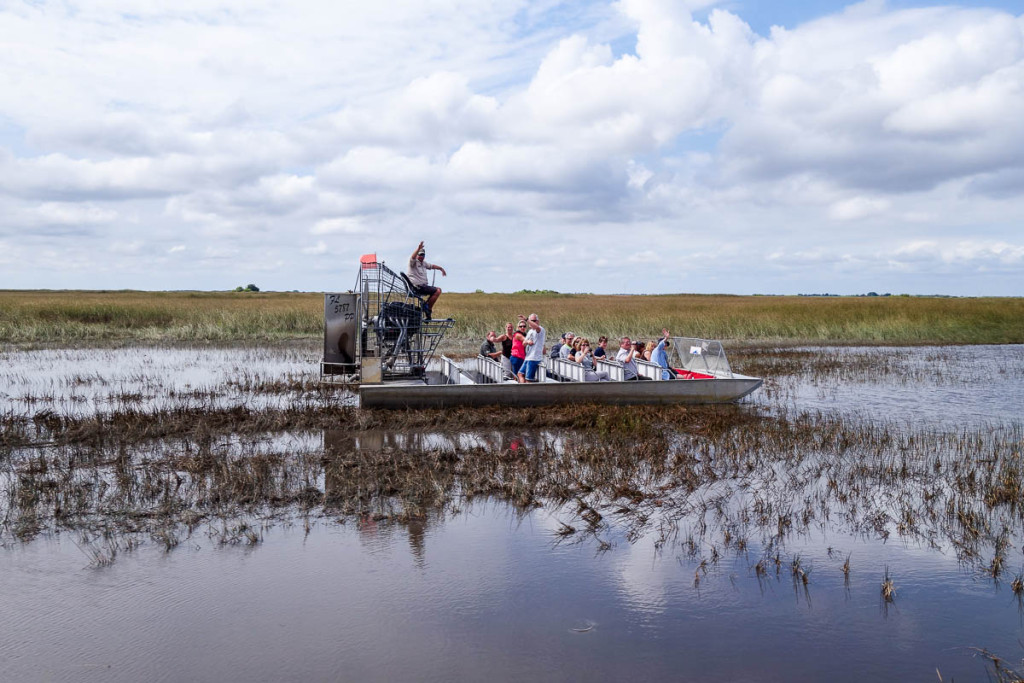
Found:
311,218 -> 367,235
893,239 -> 1024,266
33,202 -> 118,225
828,196 -> 891,221
0,0 -> 1022,294
109,240 -> 143,254
627,250 -> 661,263
302,240 -> 328,255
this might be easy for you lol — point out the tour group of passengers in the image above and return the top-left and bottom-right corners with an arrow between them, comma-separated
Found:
480,320 -> 680,383
403,240 -> 679,384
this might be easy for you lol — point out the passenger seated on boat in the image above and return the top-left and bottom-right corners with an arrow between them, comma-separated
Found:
650,328 -> 678,380
569,336 -> 583,361
550,334 -> 565,360
480,331 -> 502,362
559,333 -> 576,360
593,336 -> 609,359
616,336 -> 650,380
576,339 -> 610,381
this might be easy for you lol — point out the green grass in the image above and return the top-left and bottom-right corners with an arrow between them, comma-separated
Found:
443,292 -> 1024,346
1,289 -> 1021,346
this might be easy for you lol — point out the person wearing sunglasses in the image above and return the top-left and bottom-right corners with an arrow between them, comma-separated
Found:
509,320 -> 528,379
517,314 -> 546,383
576,339 -> 610,381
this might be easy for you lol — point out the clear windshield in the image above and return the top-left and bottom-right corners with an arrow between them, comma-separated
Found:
669,337 -> 733,377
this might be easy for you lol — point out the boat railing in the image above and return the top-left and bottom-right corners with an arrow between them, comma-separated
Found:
671,337 -> 733,378
440,355 -> 476,385
596,358 -> 625,382
636,359 -> 667,380
548,357 -> 585,382
475,355 -> 506,383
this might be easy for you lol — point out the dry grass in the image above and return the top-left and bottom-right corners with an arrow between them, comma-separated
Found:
2,289 -> 1022,346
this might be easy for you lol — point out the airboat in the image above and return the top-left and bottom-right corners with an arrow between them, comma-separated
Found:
322,254 -> 762,409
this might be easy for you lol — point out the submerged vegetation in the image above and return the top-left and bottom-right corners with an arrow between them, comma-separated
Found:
2,396 -> 1022,592
1,289 -> 1022,346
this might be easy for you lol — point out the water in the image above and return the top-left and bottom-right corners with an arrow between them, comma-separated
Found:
2,506 -> 1019,682
2,344 -> 1023,681
0,345 -> 351,417
752,344 -> 1024,427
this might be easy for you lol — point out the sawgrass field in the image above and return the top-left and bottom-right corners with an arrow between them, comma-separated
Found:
1,289 -> 1021,346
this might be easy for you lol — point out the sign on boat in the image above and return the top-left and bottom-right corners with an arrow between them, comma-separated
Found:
322,254 -> 762,409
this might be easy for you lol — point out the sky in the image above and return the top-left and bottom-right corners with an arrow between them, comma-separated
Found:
0,0 -> 1022,296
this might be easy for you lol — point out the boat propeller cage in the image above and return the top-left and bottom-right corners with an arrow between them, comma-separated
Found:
322,255 -> 454,381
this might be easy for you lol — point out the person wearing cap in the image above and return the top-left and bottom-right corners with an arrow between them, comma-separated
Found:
517,313 -> 546,383
406,240 -> 446,318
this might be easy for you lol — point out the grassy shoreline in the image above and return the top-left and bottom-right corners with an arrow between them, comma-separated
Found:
1,289 -> 1022,346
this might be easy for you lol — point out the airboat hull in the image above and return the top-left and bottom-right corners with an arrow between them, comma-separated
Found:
358,374 -> 762,409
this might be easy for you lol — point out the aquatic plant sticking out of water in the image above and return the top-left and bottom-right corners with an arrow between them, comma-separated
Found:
881,566 -> 896,603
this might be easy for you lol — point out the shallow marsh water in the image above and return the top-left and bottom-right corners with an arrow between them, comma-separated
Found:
2,344 -> 1024,681
3,504 -> 1021,682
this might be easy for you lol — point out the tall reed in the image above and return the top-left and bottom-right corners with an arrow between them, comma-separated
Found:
1,290 -> 1021,345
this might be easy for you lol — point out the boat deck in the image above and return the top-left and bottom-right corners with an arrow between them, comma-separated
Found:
358,355 -> 761,409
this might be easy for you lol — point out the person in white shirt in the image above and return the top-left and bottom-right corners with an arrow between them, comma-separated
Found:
616,335 -> 641,380
517,313 -> 546,383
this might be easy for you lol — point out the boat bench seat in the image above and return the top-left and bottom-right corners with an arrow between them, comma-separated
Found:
674,369 -> 715,380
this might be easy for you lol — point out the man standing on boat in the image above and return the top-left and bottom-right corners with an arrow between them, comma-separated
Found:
518,313 -> 546,383
407,241 -> 446,319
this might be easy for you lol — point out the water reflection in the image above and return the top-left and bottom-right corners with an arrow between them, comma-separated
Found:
2,504 -> 1021,682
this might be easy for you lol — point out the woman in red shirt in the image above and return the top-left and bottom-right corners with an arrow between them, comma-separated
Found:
510,319 -> 528,380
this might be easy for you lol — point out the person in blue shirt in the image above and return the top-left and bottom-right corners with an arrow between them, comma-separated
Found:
650,328 -> 678,380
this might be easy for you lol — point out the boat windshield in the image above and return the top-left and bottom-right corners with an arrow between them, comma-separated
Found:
669,338 -> 733,378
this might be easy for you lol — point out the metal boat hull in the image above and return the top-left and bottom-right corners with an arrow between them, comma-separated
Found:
359,375 -> 762,409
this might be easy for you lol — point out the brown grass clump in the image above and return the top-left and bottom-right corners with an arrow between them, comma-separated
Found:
3,393 -> 1023,590
881,566 -> 896,603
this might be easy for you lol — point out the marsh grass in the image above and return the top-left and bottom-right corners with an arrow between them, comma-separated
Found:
0,290 -> 321,344
2,396 -> 1022,600
969,647 -> 1024,683
2,290 -> 1022,346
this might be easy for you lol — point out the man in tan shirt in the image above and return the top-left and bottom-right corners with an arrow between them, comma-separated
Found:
406,241 -> 446,318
